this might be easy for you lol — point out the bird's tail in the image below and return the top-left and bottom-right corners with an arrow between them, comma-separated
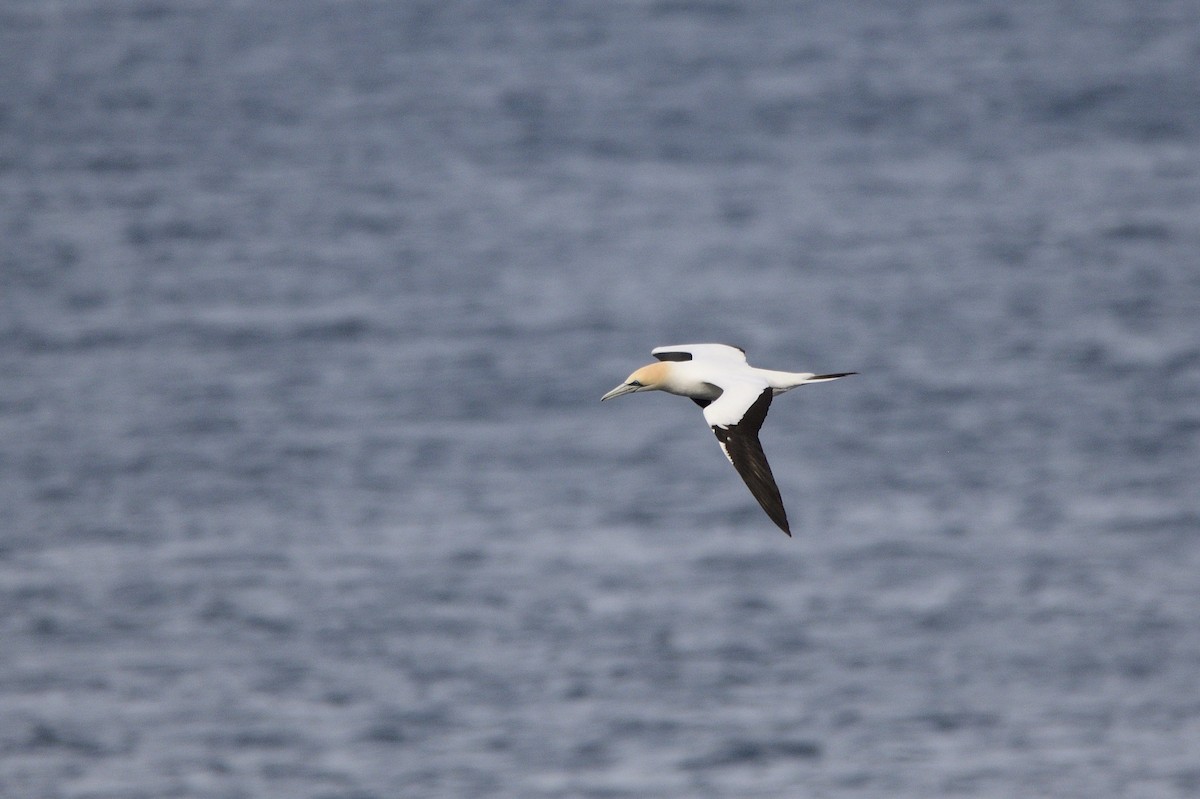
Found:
804,372 -> 857,383
764,370 -> 857,392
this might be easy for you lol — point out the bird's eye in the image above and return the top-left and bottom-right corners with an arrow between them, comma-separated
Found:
628,380 -> 642,387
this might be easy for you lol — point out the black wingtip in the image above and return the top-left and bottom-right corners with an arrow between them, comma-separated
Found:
812,371 -> 858,380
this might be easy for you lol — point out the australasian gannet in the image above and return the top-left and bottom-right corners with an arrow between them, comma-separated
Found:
601,344 -> 855,536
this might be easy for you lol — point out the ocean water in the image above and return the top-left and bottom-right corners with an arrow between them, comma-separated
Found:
2,2 -> 1200,797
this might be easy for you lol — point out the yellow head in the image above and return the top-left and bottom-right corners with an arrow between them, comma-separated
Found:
600,362 -> 670,401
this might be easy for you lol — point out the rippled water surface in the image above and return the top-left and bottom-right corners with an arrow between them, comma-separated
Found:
3,2 -> 1200,797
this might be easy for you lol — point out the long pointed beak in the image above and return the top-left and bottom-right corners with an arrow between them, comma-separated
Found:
600,383 -> 638,401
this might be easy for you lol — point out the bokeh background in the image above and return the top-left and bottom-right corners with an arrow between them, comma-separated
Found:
3,2 -> 1200,797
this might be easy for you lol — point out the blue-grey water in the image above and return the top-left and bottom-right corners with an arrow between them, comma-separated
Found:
3,2 -> 1200,797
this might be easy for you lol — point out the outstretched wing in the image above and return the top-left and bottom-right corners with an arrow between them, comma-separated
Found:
702,381 -> 790,536
652,343 -> 747,364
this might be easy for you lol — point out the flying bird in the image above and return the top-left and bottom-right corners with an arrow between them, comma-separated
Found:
601,344 -> 854,536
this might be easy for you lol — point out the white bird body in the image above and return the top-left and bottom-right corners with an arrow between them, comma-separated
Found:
601,343 -> 855,536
